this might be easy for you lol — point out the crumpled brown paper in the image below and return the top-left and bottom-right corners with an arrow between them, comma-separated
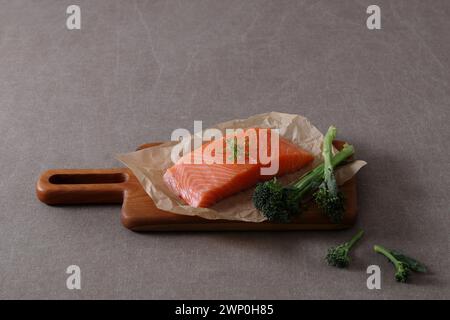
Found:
116,112 -> 366,222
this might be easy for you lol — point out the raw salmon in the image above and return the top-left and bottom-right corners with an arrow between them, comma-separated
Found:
163,128 -> 314,208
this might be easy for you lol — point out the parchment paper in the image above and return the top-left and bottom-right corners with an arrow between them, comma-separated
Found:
117,112 -> 366,222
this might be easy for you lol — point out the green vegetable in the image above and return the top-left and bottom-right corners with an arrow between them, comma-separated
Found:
226,137 -> 247,162
253,127 -> 354,222
374,245 -> 427,283
313,126 -> 345,223
326,230 -> 364,268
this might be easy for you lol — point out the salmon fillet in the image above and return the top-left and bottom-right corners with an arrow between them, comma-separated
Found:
164,128 -> 314,208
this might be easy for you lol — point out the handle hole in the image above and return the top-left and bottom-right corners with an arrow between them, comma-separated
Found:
48,173 -> 127,185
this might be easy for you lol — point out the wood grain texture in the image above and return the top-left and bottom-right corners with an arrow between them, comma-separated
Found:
36,141 -> 357,231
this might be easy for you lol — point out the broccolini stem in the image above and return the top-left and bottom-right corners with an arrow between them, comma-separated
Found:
374,245 -> 401,268
291,144 -> 355,192
346,230 -> 364,249
322,126 -> 337,190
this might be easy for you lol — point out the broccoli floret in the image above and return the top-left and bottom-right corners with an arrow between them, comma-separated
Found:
314,126 -> 345,223
394,262 -> 411,283
326,230 -> 364,268
374,245 -> 427,283
314,188 -> 345,223
253,126 -> 354,222
253,179 -> 292,222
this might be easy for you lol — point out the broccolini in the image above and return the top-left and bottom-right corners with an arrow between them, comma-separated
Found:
374,245 -> 427,283
314,126 -> 345,223
253,126 -> 354,222
326,230 -> 364,268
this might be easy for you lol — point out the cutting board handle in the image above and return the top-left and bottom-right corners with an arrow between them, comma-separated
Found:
36,168 -> 131,205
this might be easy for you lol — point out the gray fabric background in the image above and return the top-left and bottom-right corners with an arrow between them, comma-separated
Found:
0,0 -> 449,299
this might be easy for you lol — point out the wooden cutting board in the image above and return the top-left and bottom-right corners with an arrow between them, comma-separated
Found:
36,141 -> 357,231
